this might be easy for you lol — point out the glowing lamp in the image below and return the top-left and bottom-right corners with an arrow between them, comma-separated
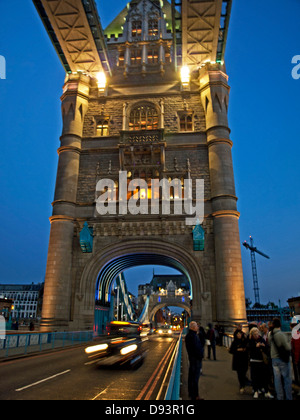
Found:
181,66 -> 190,87
96,71 -> 107,91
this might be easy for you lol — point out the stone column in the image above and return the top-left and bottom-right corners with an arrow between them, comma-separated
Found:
199,63 -> 247,329
40,73 -> 90,331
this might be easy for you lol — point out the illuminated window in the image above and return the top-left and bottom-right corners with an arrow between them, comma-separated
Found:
179,113 -> 193,132
148,48 -> 159,65
131,48 -> 142,66
97,119 -> 109,136
148,19 -> 159,38
132,20 -> 142,39
118,50 -> 125,67
129,104 -> 159,131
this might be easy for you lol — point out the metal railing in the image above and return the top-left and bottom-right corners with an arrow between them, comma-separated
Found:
165,333 -> 183,400
0,331 -> 94,359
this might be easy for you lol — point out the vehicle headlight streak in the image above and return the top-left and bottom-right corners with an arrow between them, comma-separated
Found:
120,344 -> 137,355
85,343 -> 108,354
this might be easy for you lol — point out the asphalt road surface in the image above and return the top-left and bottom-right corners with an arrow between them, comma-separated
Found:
0,335 -> 177,400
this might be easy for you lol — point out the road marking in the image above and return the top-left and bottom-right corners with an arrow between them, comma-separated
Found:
136,339 -> 176,400
15,370 -> 71,392
91,382 -> 115,400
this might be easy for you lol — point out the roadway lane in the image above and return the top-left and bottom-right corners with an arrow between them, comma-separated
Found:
0,336 -> 177,400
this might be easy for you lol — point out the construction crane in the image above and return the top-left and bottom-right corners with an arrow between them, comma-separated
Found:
242,236 -> 270,305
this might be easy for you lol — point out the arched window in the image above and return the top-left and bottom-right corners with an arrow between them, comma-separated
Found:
97,119 -> 109,136
129,104 -> 159,131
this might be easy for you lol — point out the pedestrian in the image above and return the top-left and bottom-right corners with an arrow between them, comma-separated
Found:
291,318 -> 300,396
259,323 -> 269,343
185,321 -> 204,400
248,327 -> 274,399
206,323 -> 216,360
229,330 -> 249,394
269,317 -> 292,400
234,323 -> 245,339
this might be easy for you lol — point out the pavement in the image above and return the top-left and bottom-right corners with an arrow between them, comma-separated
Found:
181,342 -> 300,401
181,343 -> 254,401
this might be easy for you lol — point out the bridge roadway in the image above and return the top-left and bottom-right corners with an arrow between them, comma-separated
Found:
0,335 -> 177,401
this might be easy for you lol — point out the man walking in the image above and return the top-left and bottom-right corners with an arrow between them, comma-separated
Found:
185,321 -> 204,400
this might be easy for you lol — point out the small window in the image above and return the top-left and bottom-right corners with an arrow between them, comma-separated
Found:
97,119 -> 109,136
179,113 -> 193,132
148,48 -> 159,65
131,48 -> 142,66
118,50 -> 125,67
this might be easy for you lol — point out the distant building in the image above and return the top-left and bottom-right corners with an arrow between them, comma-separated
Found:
0,298 -> 14,321
288,296 -> 300,316
138,274 -> 190,297
138,273 -> 190,320
0,283 -> 44,321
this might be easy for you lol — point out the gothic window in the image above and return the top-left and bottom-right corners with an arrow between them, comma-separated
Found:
131,48 -> 142,66
147,47 -> 159,65
118,50 -> 125,67
132,20 -> 142,40
148,19 -> 159,38
129,104 -> 159,131
96,119 -> 109,136
178,113 -> 193,132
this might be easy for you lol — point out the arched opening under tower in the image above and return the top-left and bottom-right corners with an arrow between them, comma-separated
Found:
94,255 -> 193,334
77,239 -> 209,333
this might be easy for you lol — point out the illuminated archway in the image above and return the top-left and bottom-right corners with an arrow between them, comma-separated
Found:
77,239 -> 210,329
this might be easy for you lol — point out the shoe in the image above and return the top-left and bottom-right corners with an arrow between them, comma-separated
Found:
265,392 -> 274,399
253,392 -> 259,399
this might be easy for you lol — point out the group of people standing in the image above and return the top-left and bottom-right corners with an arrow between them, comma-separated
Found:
185,317 -> 300,400
230,317 -> 299,400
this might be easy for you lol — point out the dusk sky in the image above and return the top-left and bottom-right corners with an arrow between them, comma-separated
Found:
0,0 -> 299,306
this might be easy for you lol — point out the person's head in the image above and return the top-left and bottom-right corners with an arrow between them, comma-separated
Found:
236,331 -> 243,340
189,321 -> 199,332
249,327 -> 260,340
260,323 -> 268,333
272,318 -> 281,330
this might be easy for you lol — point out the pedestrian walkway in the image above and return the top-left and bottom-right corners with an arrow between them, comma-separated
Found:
181,344 -> 253,401
181,342 -> 300,401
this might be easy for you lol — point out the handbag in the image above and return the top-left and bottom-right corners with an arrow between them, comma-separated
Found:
261,349 -> 269,365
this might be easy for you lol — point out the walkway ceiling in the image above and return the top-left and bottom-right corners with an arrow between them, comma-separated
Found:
96,253 -> 192,305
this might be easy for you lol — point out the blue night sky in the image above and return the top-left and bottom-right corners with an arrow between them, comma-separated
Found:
0,1 -> 299,306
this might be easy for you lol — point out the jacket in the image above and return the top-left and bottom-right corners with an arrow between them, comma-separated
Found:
185,329 -> 204,363
229,335 -> 249,371
292,336 -> 300,364
268,328 -> 291,360
248,336 -> 269,362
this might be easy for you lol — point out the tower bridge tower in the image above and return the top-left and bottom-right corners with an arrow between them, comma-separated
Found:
33,0 -> 247,332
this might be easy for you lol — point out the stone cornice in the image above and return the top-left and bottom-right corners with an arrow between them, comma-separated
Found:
212,210 -> 240,220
